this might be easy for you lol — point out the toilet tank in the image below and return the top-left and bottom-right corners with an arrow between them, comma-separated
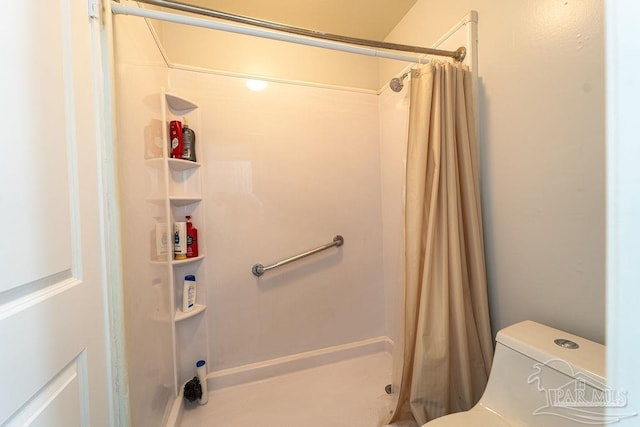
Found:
477,321 -> 631,426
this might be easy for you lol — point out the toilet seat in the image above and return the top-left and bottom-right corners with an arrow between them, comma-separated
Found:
423,406 -> 513,426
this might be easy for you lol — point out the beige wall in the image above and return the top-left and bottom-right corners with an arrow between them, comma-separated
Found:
384,0 -> 605,342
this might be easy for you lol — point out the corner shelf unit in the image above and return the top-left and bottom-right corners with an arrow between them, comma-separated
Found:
150,89 -> 210,397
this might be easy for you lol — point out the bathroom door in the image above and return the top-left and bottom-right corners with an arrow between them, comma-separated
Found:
0,1 -> 115,425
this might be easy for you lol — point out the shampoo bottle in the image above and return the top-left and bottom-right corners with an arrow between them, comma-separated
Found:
186,215 -> 199,258
182,275 -> 196,313
182,117 -> 197,162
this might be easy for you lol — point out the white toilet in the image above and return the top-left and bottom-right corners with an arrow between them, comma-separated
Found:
424,320 -> 625,426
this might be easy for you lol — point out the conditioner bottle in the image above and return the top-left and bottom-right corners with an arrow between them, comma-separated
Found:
182,275 -> 196,313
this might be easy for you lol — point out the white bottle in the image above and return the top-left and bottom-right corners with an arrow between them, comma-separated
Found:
182,275 -> 196,313
174,222 -> 187,260
196,359 -> 208,405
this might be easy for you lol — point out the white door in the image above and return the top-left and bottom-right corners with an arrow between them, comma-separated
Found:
0,1 -> 115,426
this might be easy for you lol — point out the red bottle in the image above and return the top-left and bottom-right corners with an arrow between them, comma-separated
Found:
186,215 -> 199,258
169,120 -> 183,158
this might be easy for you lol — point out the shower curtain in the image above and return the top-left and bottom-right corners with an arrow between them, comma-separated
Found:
388,62 -> 494,425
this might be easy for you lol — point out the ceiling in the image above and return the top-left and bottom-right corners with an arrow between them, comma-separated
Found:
183,0 -> 418,41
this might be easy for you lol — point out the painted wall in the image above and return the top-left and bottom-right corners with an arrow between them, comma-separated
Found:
382,0 -> 605,343
113,11 -> 174,427
167,69 -> 386,370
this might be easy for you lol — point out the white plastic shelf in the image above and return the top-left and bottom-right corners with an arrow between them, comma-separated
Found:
168,158 -> 201,171
169,196 -> 202,206
171,254 -> 205,266
165,92 -> 198,113
174,304 -> 207,322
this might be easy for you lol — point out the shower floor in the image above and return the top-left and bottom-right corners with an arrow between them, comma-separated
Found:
180,351 -> 396,427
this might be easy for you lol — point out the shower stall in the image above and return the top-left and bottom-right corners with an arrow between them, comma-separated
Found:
112,1 -> 477,425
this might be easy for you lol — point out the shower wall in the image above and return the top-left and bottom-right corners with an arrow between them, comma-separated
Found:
114,3 -> 391,424
113,13 -> 173,427
167,69 -> 386,371
377,84 -> 410,349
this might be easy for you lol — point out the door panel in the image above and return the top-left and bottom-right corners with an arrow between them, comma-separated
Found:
6,354 -> 86,427
1,1 -> 73,293
0,0 -> 113,425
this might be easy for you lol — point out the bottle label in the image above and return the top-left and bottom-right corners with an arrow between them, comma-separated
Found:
169,121 -> 183,158
182,128 -> 196,161
187,287 -> 195,307
174,222 -> 187,259
186,234 -> 197,257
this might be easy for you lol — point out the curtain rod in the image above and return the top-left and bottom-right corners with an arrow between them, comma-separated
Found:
113,0 -> 466,63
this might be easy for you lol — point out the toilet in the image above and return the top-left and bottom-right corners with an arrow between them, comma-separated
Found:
424,320 -> 623,426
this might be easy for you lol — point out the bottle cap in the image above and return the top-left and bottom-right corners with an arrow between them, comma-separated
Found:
185,275 -> 196,281
196,360 -> 206,367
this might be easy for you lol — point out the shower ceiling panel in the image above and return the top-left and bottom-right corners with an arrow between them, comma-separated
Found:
185,0 -> 418,40
140,0 -> 420,89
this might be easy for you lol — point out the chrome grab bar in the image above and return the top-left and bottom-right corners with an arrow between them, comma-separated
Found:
252,235 -> 344,277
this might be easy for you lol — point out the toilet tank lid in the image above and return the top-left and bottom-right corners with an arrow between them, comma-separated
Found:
496,320 -> 605,387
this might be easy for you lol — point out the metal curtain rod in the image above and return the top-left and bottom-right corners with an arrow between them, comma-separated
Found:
126,0 -> 466,62
113,4 -> 431,63
252,235 -> 344,277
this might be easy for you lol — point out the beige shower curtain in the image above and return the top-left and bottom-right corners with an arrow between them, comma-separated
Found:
388,62 -> 494,425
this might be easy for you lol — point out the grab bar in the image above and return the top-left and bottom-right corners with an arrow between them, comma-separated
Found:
252,235 -> 344,277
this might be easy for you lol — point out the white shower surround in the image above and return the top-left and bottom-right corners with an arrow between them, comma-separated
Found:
163,13 -> 475,382
167,67 -> 387,371
115,13 -> 394,427
114,4 -> 479,424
